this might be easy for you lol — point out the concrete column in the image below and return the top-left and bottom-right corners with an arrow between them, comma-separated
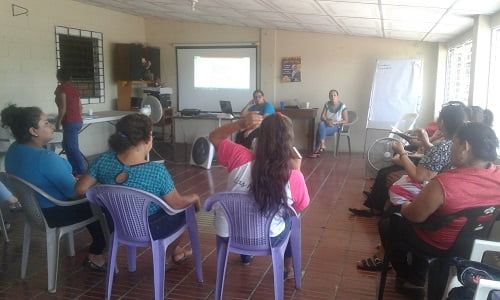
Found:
469,15 -> 491,108
259,29 -> 277,104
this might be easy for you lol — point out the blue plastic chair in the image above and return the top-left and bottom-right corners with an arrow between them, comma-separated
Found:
204,191 -> 302,300
86,185 -> 203,300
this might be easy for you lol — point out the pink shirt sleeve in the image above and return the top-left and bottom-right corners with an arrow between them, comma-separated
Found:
217,139 -> 254,172
289,170 -> 310,211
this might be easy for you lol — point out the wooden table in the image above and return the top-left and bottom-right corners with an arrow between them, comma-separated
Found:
277,108 -> 318,153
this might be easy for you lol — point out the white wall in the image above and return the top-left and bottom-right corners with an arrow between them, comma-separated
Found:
0,0 -> 146,156
145,19 -> 439,151
0,1 -> 440,155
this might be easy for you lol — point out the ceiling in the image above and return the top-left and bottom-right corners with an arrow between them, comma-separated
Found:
74,0 -> 500,43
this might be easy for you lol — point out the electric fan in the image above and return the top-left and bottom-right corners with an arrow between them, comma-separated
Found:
190,135 -> 214,169
367,137 -> 399,171
140,95 -> 164,162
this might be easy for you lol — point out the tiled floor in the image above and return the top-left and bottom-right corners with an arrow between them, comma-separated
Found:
0,150 -> 414,299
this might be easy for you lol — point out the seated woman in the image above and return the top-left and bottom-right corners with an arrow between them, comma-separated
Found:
1,105 -> 106,270
236,89 -> 275,149
379,122 -> 500,293
75,113 -> 200,265
349,104 -> 466,218
209,112 -> 310,274
310,89 -> 348,157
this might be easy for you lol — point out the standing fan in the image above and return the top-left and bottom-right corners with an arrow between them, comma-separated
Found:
141,95 -> 164,162
190,136 -> 214,169
367,137 -> 399,171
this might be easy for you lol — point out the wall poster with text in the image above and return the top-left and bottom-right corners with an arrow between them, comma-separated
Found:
281,56 -> 301,82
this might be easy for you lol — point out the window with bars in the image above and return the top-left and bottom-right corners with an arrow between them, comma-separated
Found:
445,40 -> 472,105
487,26 -> 500,138
55,26 -> 104,104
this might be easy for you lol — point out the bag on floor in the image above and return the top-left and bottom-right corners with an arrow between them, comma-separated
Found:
447,257 -> 500,300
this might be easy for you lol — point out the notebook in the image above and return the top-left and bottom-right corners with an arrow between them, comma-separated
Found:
219,100 -> 241,118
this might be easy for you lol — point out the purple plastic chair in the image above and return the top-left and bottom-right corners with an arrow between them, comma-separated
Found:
204,191 -> 302,300
86,185 -> 203,300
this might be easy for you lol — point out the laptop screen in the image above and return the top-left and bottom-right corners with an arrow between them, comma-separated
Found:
220,101 -> 233,114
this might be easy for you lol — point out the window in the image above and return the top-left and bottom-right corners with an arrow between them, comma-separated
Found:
445,40 -> 472,105
55,26 -> 104,104
488,26 -> 500,137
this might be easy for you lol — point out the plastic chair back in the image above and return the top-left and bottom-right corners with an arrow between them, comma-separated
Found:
0,173 -> 47,231
0,172 -> 102,293
205,191 -> 301,300
86,184 -> 203,300
333,110 -> 358,156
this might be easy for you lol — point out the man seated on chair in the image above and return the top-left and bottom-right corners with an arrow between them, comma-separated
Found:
1,105 -> 106,271
76,113 -> 200,266
378,122 -> 500,295
209,112 -> 310,277
235,89 -> 275,149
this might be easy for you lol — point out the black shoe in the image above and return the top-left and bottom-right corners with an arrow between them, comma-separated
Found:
83,257 -> 106,272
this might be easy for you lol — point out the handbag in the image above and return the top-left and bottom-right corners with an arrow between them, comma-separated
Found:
447,257 -> 500,300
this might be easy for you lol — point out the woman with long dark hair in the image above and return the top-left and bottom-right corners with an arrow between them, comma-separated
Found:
209,112 -> 310,275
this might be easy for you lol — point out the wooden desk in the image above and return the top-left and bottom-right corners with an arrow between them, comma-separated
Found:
277,108 -> 318,153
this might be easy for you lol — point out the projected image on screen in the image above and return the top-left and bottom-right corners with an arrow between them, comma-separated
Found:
194,56 -> 250,89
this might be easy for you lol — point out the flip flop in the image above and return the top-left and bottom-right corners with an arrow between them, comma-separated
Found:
308,153 -> 320,158
83,257 -> 106,272
395,278 -> 424,296
348,208 -> 382,217
356,256 -> 388,271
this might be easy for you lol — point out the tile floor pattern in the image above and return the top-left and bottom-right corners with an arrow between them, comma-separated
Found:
0,152 -> 416,299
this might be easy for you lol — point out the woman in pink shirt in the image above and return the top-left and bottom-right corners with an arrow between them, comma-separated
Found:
209,112 -> 310,277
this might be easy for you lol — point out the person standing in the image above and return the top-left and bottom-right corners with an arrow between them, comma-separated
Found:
55,68 -> 86,176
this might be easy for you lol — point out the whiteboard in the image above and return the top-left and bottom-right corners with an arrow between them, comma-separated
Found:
366,59 -> 423,130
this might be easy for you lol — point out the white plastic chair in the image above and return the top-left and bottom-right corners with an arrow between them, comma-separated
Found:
474,279 -> 500,299
388,113 -> 418,137
328,110 -> 358,156
0,172 -> 108,293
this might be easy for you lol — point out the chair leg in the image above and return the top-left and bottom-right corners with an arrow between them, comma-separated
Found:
106,235 -> 119,300
0,209 -> 9,242
127,246 -> 137,272
215,236 -> 229,300
347,136 -> 351,155
21,223 -> 31,279
291,216 -> 302,289
271,246 -> 286,300
335,133 -> 341,157
46,229 -> 60,293
65,231 -> 75,257
187,207 -> 203,282
377,249 -> 392,300
151,240 -> 167,300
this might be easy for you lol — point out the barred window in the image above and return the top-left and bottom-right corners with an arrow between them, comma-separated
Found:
55,26 -> 104,104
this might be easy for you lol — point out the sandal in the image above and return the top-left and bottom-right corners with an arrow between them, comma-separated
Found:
173,249 -> 192,265
356,256 -> 389,271
83,257 -> 106,272
348,208 -> 382,217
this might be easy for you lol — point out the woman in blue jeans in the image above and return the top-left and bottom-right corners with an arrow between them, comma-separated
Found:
311,89 -> 348,157
54,68 -> 86,175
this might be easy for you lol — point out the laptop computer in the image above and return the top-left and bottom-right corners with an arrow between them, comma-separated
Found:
219,100 -> 241,118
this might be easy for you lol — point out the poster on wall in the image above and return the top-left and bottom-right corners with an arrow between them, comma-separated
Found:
281,56 -> 301,82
